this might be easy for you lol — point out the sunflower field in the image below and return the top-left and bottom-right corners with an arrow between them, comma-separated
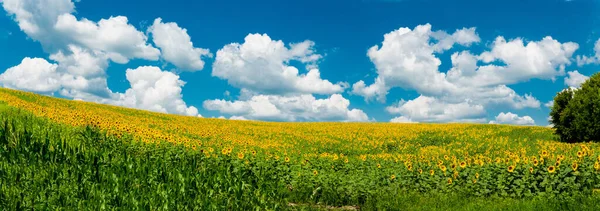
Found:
1,87 -> 600,210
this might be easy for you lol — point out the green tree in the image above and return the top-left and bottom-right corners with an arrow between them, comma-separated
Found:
550,72 -> 600,142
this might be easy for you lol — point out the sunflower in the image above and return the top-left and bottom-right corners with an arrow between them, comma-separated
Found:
533,159 -> 539,166
237,152 -> 245,160
440,165 -> 447,172
390,175 -> 396,180
594,162 -> 600,171
548,166 -> 556,173
344,158 -> 349,163
285,157 -> 290,163
577,151 -> 584,158
507,165 -> 515,173
430,169 -> 435,176
571,162 -> 578,171
529,167 -> 534,174
472,179 -> 477,184
418,168 -> 423,174
475,172 -> 480,179
444,155 -> 449,160
453,171 -> 459,179
221,148 -> 229,155
541,150 -> 549,157
252,150 -> 257,156
447,178 -> 453,185
377,163 -> 382,169
313,170 -> 318,176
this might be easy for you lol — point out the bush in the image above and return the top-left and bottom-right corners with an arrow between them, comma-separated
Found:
550,72 -> 600,142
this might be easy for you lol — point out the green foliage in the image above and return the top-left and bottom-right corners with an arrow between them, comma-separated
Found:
551,73 -> 600,142
1,102 -> 599,210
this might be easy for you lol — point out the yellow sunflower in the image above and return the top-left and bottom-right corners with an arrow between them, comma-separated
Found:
548,166 -> 556,173
507,165 -> 515,173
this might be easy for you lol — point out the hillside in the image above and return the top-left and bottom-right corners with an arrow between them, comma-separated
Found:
1,87 -> 599,210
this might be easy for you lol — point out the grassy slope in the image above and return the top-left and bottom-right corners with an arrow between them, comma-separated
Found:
0,88 -> 599,210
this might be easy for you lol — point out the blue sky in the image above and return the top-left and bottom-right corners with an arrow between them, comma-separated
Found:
0,0 -> 599,125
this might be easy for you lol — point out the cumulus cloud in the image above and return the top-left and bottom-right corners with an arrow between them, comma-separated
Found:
576,38 -> 600,66
54,14 -> 160,63
0,0 -> 202,117
390,116 -> 415,123
0,57 -> 61,93
204,94 -> 368,122
212,33 -> 347,95
149,18 -> 211,71
544,100 -> 554,108
453,36 -> 578,87
386,95 -> 487,123
564,70 -> 589,88
110,66 -> 199,116
352,23 -> 577,123
489,112 -> 535,125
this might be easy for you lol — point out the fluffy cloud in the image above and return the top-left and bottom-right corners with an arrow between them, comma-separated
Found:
54,14 -> 160,63
544,100 -> 554,108
149,18 -> 211,71
353,24 -> 577,123
489,112 -> 535,125
0,57 -> 61,93
390,116 -> 415,123
1,0 -> 202,117
452,36 -> 578,87
576,38 -> 600,66
386,95 -> 486,123
352,24 -> 477,101
212,33 -> 347,95
113,66 -> 199,116
204,94 -> 368,122
564,70 -> 589,88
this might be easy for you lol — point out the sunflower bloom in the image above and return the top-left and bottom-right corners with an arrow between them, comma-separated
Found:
459,161 -> 467,168
447,178 -> 453,185
475,172 -> 480,179
390,175 -> 396,180
430,169 -> 435,176
237,152 -> 244,160
507,165 -> 515,173
548,166 -> 556,173
577,151 -> 584,158
572,162 -> 578,171
313,170 -> 318,176
529,167 -> 534,174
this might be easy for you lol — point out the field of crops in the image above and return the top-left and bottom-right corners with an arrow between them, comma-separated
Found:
1,87 -> 600,210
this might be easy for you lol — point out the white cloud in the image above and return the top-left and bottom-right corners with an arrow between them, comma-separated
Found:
54,14 -> 160,63
352,24 -> 578,123
576,38 -> 600,66
1,0 -> 75,50
390,116 -> 415,123
204,94 -> 369,122
212,33 -> 347,95
0,57 -> 61,93
386,95 -> 487,123
113,66 -> 199,116
545,100 -> 554,108
453,36 -> 578,87
229,116 -> 248,121
149,18 -> 211,71
1,0 -> 204,118
564,70 -> 589,88
489,112 -> 535,125
352,24 -> 475,101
